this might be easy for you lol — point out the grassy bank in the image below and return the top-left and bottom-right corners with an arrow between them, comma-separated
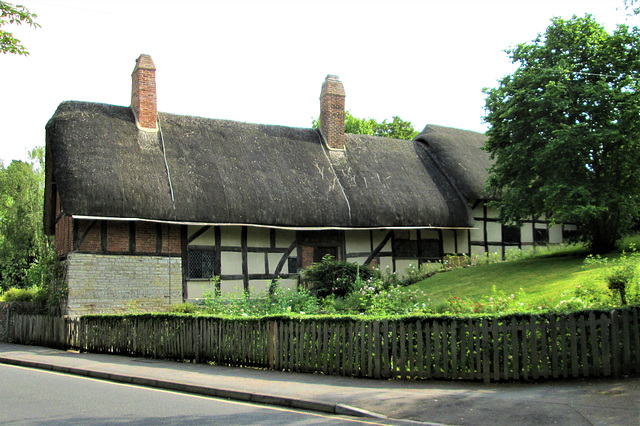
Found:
408,254 -> 596,304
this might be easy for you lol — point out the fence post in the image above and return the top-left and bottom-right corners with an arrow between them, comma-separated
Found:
268,320 -> 276,369
4,303 -> 10,342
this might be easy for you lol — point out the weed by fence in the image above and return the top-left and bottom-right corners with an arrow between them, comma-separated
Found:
7,307 -> 640,383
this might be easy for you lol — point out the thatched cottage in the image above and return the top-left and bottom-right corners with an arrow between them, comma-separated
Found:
44,54 -> 574,315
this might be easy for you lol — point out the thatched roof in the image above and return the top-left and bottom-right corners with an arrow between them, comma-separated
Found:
45,102 -> 475,232
415,125 -> 492,202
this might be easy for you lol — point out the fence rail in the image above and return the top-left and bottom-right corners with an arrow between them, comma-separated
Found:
7,308 -> 640,382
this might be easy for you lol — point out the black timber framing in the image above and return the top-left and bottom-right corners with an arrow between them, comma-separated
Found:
156,223 -> 163,254
364,231 -> 392,266
206,246 -> 291,254
100,221 -> 107,252
187,226 -> 211,245
270,241 -> 297,289
483,203 -> 489,253
391,232 -> 396,272
74,219 -> 98,251
74,251 -> 179,257
470,200 -> 571,256
220,273 -> 297,281
129,222 -> 136,253
454,229 -> 459,254
214,226 -> 222,277
185,225 -> 302,293
181,225 -> 188,301
54,210 -> 65,225
241,226 -> 249,291
346,251 -> 393,259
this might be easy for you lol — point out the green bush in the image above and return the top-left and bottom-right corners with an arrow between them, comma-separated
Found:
605,264 -> 635,305
398,262 -> 445,286
617,234 -> 640,252
268,281 -> 319,314
0,286 -> 46,302
171,302 -> 199,314
583,250 -> 640,306
302,255 -> 375,298
199,281 -> 321,316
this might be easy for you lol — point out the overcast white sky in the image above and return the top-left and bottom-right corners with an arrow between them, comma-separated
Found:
0,0 -> 633,163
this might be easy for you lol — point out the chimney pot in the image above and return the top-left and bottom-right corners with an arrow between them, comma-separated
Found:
320,74 -> 345,150
131,54 -> 158,131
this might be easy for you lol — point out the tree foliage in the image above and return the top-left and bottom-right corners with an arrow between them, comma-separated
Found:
313,111 -> 419,140
302,255 -> 375,298
1,1 -> 39,55
0,147 -> 53,290
483,15 -> 640,254
624,0 -> 640,16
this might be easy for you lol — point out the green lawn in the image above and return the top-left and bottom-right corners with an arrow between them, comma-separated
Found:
407,253 -> 609,306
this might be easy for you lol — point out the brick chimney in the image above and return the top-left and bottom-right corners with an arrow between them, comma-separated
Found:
131,54 -> 157,131
320,75 -> 345,150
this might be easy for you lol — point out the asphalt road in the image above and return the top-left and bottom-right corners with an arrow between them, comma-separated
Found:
0,364 -> 402,425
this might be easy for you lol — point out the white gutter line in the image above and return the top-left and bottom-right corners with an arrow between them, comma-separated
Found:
70,215 -> 476,231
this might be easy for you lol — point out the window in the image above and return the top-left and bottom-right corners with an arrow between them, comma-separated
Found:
502,225 -> 521,244
563,228 -> 577,242
393,239 -> 440,259
188,249 -> 215,279
393,239 -> 418,258
534,228 -> 549,245
288,257 -> 298,274
420,240 -> 440,258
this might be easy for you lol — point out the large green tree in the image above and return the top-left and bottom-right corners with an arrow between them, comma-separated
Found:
0,147 -> 52,289
483,15 -> 640,253
1,1 -> 39,55
313,111 -> 419,140
625,0 -> 640,15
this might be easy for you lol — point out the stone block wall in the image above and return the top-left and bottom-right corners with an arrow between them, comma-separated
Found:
65,253 -> 182,316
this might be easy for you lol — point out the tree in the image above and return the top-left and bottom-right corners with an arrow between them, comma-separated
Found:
0,147 -> 52,289
483,15 -> 640,254
624,0 -> 640,16
312,111 -> 419,140
1,1 -> 39,55
373,115 -> 419,140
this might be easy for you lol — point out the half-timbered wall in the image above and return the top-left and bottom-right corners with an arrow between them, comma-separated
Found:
186,226 -> 465,299
57,208 -> 577,309
186,225 -> 298,298
470,201 -> 576,259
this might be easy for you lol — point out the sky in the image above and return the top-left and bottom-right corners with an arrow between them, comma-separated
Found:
0,0 -> 634,164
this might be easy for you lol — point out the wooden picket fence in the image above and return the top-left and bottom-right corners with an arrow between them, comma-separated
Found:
7,307 -> 640,382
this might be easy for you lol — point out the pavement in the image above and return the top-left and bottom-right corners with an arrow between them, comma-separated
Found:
0,342 -> 638,425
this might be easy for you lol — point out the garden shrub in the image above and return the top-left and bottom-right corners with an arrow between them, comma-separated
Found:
0,286 -> 46,302
584,250 -> 640,305
267,280 -> 319,314
583,250 -> 640,305
302,255 -> 375,298
552,283 -> 613,312
171,302 -> 199,314
616,234 -> 640,252
400,262 -> 444,285
605,263 -> 635,305
199,281 -> 321,316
